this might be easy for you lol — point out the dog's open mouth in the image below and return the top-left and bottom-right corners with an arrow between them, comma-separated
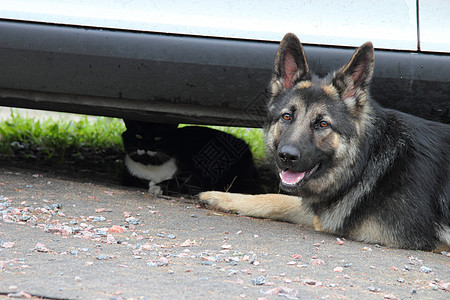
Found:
279,164 -> 319,186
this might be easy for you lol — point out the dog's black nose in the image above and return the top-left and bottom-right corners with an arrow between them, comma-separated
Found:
278,145 -> 300,163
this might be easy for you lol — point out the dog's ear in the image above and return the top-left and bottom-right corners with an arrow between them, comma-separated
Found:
332,42 -> 374,109
270,33 -> 310,97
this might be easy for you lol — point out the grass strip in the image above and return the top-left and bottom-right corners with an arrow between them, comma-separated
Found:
0,110 -> 266,161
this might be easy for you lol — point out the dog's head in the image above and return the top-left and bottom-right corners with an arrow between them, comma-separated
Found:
266,33 -> 375,197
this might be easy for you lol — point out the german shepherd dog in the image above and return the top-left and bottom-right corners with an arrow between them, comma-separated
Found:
200,33 -> 450,252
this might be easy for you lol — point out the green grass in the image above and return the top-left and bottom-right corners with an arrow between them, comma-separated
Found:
0,110 -> 266,161
0,111 -> 125,159
211,126 -> 266,161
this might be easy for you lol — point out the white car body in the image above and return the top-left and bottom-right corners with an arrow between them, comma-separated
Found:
1,0 -> 449,52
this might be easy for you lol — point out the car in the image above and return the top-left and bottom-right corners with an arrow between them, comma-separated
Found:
0,0 -> 448,126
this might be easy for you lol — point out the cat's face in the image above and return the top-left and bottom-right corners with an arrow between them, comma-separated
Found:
122,120 -> 178,165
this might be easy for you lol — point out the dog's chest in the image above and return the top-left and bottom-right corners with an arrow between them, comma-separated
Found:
311,196 -> 356,234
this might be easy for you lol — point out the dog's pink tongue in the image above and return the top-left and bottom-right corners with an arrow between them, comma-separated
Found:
281,170 -> 305,184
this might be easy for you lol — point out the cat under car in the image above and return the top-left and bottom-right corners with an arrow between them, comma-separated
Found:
121,119 -> 262,196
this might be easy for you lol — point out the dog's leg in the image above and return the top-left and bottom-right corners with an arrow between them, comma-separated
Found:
199,191 -> 314,225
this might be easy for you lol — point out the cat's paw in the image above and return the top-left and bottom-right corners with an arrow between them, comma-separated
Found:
148,182 -> 163,195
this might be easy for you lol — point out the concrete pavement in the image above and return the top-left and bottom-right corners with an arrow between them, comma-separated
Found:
0,166 -> 449,299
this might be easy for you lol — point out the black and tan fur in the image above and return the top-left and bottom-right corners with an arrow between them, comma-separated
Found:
200,33 -> 450,251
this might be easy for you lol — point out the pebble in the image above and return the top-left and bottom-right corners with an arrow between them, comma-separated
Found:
156,258 -> 169,267
221,244 -> 232,250
96,230 -> 108,237
96,254 -> 110,260
249,254 -> 258,265
0,201 -> 11,209
108,225 -> 124,233
140,244 -> 153,251
252,276 -> 266,286
126,217 -> 140,225
303,279 -> 318,286
264,287 -> 299,299
310,259 -> 325,265
7,291 -> 33,298
33,243 -> 50,253
420,266 -> 432,274
50,203 -> 62,210
228,269 -> 238,275
1,241 -> 15,248
179,239 -> 192,247
20,215 -> 31,221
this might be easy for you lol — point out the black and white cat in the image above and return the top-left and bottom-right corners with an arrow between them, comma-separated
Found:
121,120 -> 263,196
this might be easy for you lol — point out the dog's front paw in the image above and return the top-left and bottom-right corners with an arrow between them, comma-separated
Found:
198,191 -> 235,212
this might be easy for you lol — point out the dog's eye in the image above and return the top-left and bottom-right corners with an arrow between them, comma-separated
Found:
154,136 -> 162,142
135,134 -> 143,139
281,113 -> 292,121
319,121 -> 329,128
